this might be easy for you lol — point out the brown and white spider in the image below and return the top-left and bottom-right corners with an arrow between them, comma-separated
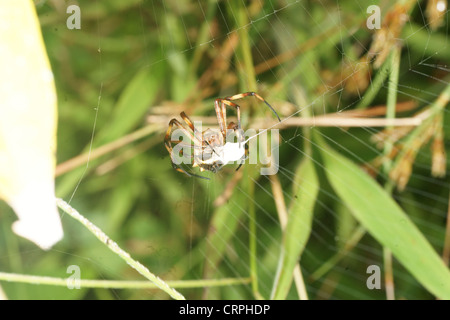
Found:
164,92 -> 281,179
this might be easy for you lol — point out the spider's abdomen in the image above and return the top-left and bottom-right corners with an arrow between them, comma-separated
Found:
195,142 -> 245,173
219,142 -> 246,164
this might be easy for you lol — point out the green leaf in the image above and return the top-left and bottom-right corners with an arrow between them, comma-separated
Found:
271,158 -> 319,299
98,65 -> 163,144
317,134 -> 450,299
56,66 -> 163,197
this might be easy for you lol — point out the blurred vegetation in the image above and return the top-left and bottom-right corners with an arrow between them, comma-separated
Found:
0,0 -> 449,299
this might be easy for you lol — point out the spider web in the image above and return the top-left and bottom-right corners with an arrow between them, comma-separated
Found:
159,0 -> 449,300
1,0 -> 448,300
152,0 -> 449,300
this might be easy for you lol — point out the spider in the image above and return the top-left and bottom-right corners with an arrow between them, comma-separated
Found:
164,92 -> 281,179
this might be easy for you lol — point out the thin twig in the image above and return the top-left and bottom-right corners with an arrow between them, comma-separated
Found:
55,198 -> 185,300
147,114 -> 423,129
384,247 -> 395,300
55,124 -> 160,176
95,136 -> 159,175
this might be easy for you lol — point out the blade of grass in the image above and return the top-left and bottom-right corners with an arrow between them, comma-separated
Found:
269,173 -> 309,300
230,0 -> 258,93
355,54 -> 392,110
271,158 -> 319,299
403,22 -> 450,61
56,64 -> 163,197
188,0 -> 217,75
316,133 -> 450,299
247,166 -> 263,299
97,66 -> 163,144
56,198 -> 185,300
383,47 -> 401,175
0,272 -> 250,289
443,190 -> 450,266
382,46 -> 401,300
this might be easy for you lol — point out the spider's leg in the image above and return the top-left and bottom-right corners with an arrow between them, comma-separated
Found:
179,112 -> 219,157
226,121 -> 244,148
221,101 -> 227,130
235,142 -> 249,172
215,98 -> 241,157
165,118 -> 207,176
219,99 -> 241,128
172,162 -> 210,180
180,112 -> 203,142
165,118 -> 199,154
214,98 -> 227,138
218,99 -> 242,146
224,92 -> 281,122
167,142 -> 210,180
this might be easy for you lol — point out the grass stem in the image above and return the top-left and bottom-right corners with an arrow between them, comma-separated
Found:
56,198 -> 185,300
0,272 -> 250,290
